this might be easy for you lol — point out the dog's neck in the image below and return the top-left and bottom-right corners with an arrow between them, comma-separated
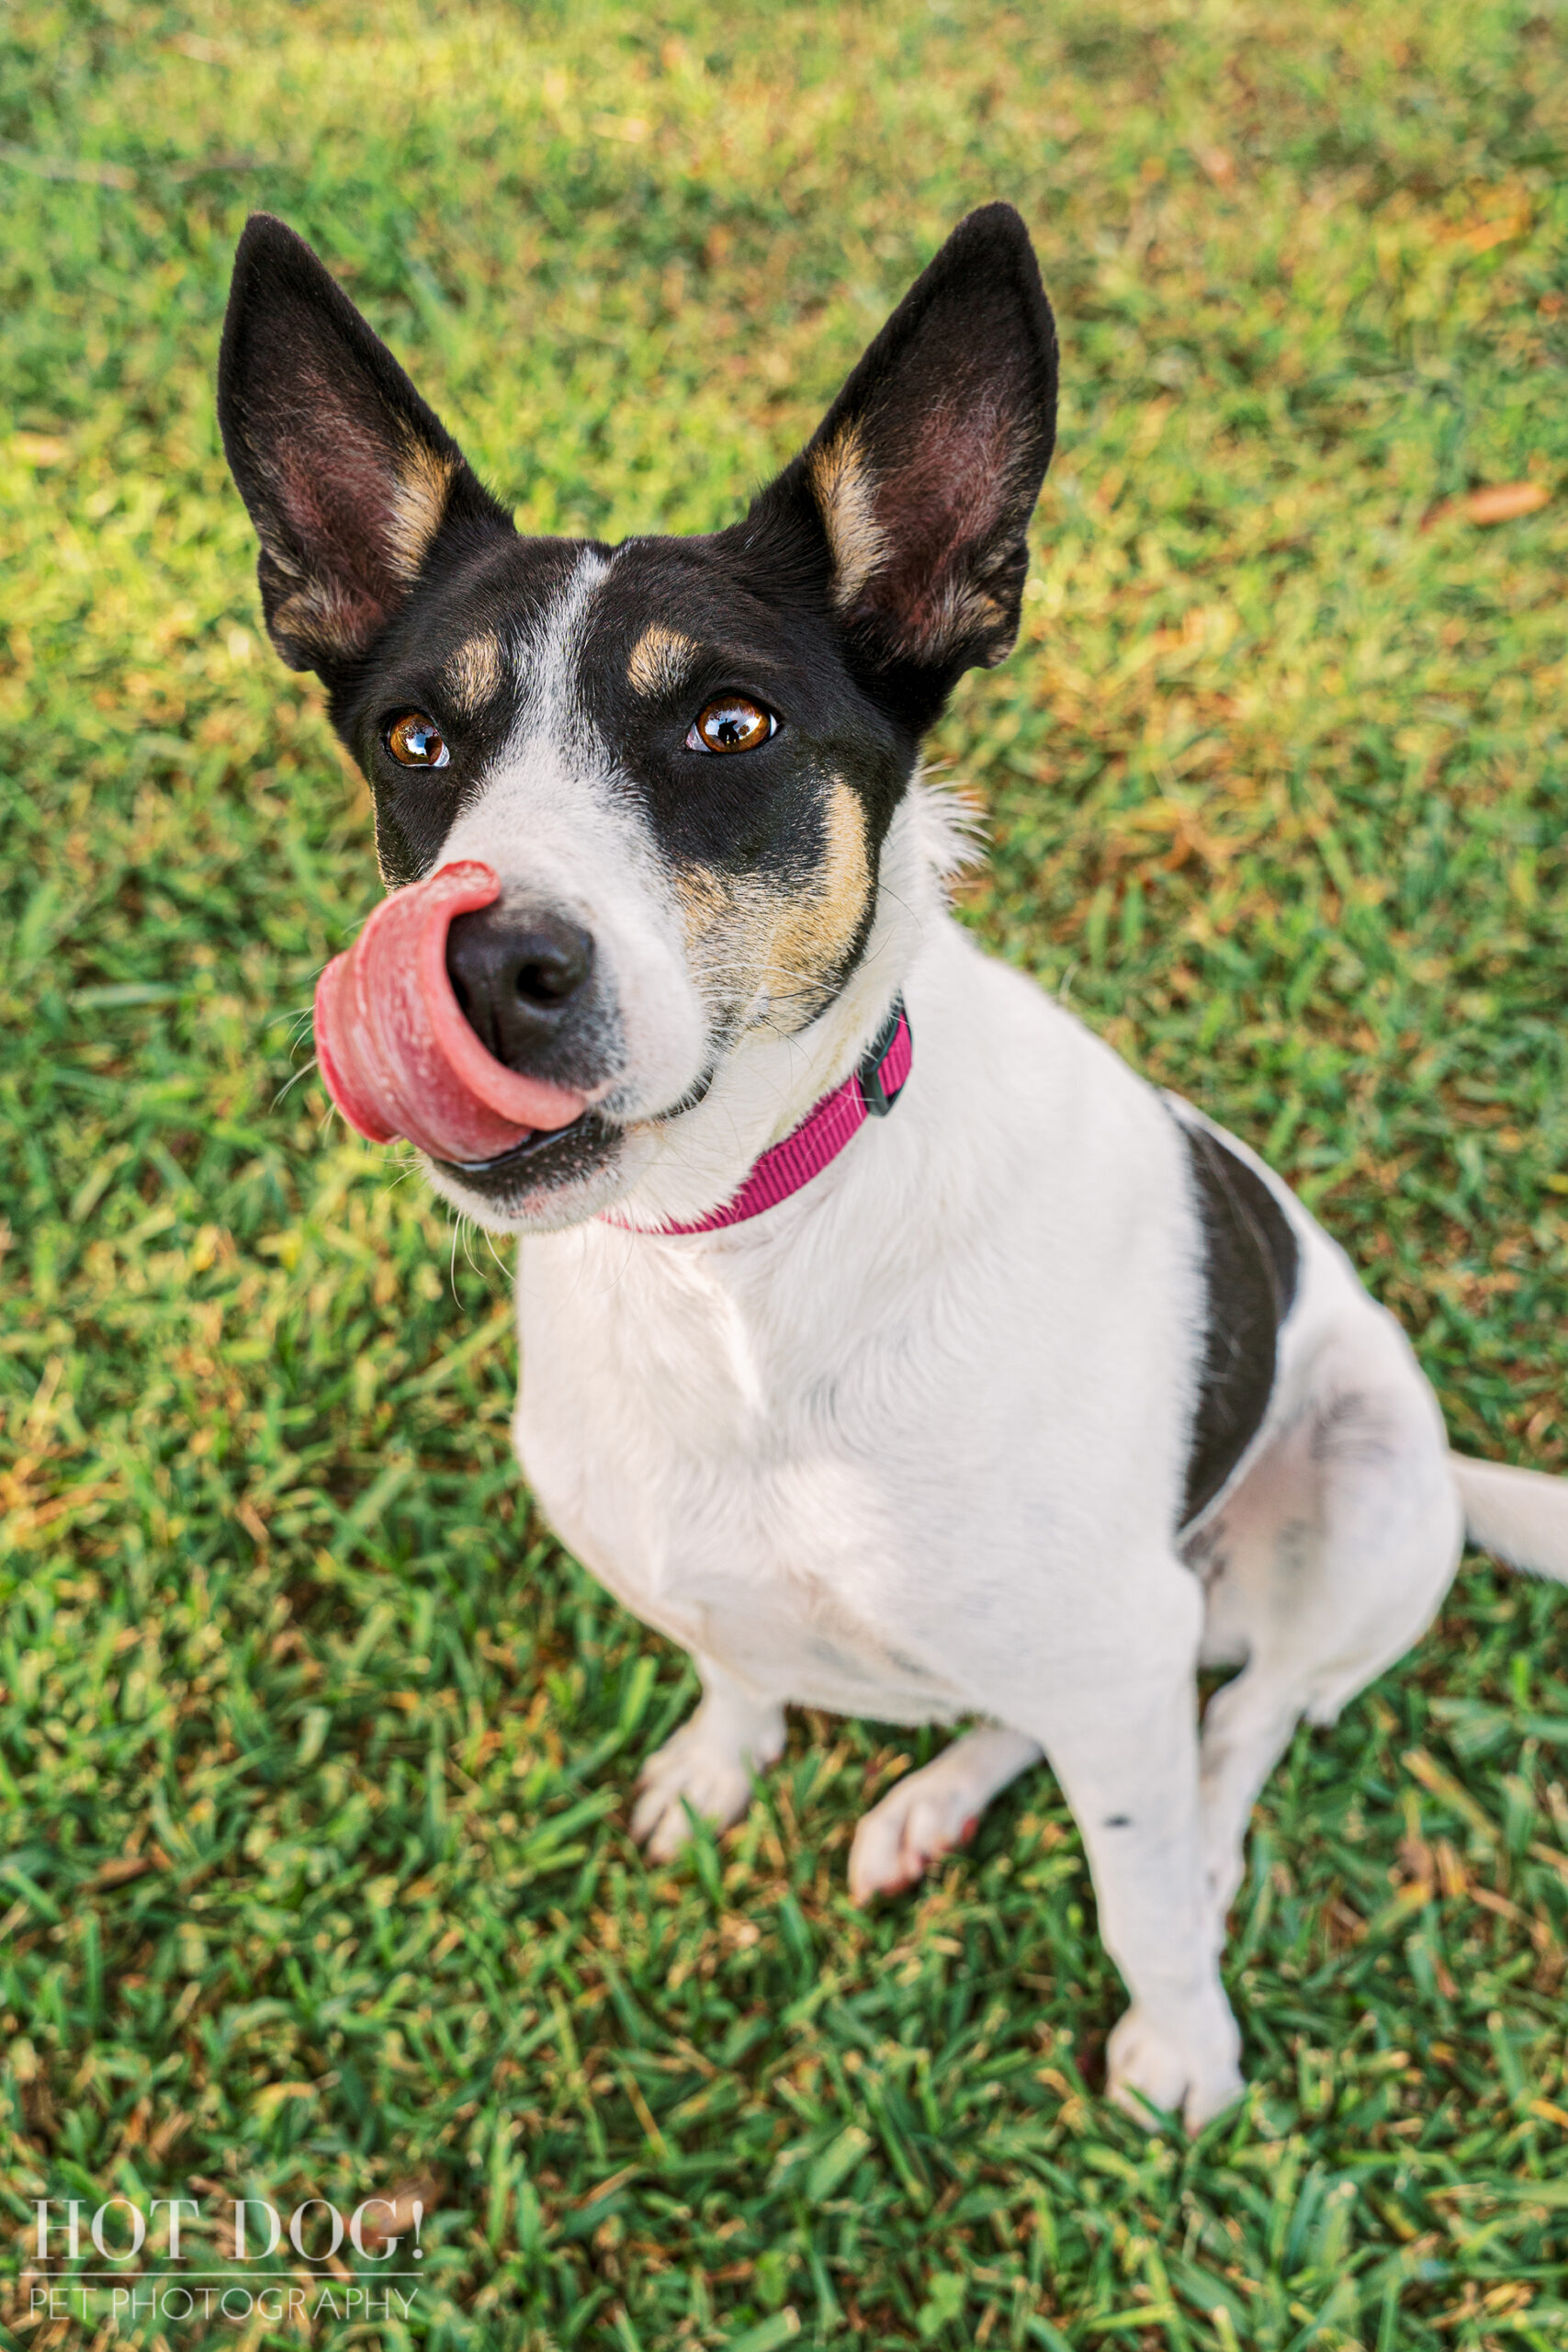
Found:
609,784 -> 955,1234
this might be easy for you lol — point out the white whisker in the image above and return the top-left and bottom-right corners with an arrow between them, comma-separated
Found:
272,1057 -> 319,1108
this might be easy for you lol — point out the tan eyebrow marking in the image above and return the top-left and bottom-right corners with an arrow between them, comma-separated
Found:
807,421 -> 888,609
442,628 -> 505,713
626,623 -> 700,699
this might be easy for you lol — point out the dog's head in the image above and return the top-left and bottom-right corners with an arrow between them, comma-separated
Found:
218,205 -> 1056,1230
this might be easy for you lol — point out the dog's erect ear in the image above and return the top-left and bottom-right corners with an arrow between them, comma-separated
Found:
218,214 -> 512,673
779,204 -> 1056,692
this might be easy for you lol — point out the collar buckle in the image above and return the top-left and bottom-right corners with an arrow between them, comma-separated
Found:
857,996 -> 910,1119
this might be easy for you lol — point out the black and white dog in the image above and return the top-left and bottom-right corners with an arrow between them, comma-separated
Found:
219,205 -> 1568,2129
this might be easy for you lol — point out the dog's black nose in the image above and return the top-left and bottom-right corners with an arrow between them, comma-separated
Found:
445,902 -> 594,1070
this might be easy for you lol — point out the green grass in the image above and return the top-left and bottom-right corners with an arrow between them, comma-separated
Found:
4,1 -> 1568,2345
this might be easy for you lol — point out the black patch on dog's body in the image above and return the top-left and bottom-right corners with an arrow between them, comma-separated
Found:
1180,1126 -> 1300,1531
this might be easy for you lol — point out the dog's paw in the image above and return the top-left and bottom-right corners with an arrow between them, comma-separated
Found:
1106,1997 -> 1244,2137
630,1707 -> 782,1864
848,1764 -> 981,1904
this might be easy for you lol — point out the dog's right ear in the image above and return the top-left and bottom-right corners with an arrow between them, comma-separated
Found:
739,204 -> 1056,729
218,215 -> 513,674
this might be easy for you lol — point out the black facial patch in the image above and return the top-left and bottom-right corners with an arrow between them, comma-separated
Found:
581,540 -> 907,848
327,533 -> 582,884
575,540 -> 912,1026
1180,1125 -> 1300,1531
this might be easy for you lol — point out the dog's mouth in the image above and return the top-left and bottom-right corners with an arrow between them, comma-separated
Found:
313,862 -> 600,1168
311,863 -> 726,1213
430,1058 -> 719,1212
423,1101 -> 629,1213
437,1109 -> 596,1175
428,1103 -> 624,1201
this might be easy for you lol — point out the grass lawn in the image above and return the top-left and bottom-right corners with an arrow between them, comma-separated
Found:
5,1 -> 1568,2344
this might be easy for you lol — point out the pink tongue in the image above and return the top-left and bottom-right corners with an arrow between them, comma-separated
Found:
313,861 -> 588,1165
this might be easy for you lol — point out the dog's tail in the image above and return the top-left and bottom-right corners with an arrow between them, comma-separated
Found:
1453,1454 -> 1568,1583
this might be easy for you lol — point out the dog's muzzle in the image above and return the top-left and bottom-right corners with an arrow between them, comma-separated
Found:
313,861 -> 591,1164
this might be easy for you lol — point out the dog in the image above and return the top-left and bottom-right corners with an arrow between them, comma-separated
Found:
218,203 -> 1568,2130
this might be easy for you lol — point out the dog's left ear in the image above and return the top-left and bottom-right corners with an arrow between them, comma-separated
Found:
759,204 -> 1056,699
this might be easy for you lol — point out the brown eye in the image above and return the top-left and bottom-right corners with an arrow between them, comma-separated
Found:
687,696 -> 775,754
386,712 -> 450,768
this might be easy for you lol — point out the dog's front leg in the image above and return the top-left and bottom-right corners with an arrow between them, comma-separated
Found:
630,1654 -> 786,1862
1026,1568 -> 1243,2134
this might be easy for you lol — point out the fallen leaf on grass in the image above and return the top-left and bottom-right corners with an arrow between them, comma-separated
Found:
355,2176 -> 444,2247
92,1854 -> 158,1888
1423,481 -> 1551,529
235,1497 -> 269,1545
148,2109 -> 193,2162
252,2080 -> 321,2120
1462,215 -> 1527,252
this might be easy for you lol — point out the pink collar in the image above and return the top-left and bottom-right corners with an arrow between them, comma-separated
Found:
607,998 -> 912,1238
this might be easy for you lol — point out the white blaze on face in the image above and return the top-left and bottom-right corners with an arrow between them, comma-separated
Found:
435,551 -> 710,1123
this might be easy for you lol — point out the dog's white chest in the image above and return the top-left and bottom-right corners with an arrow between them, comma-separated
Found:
511,1230 -> 975,1721
506,936 -> 1203,1731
